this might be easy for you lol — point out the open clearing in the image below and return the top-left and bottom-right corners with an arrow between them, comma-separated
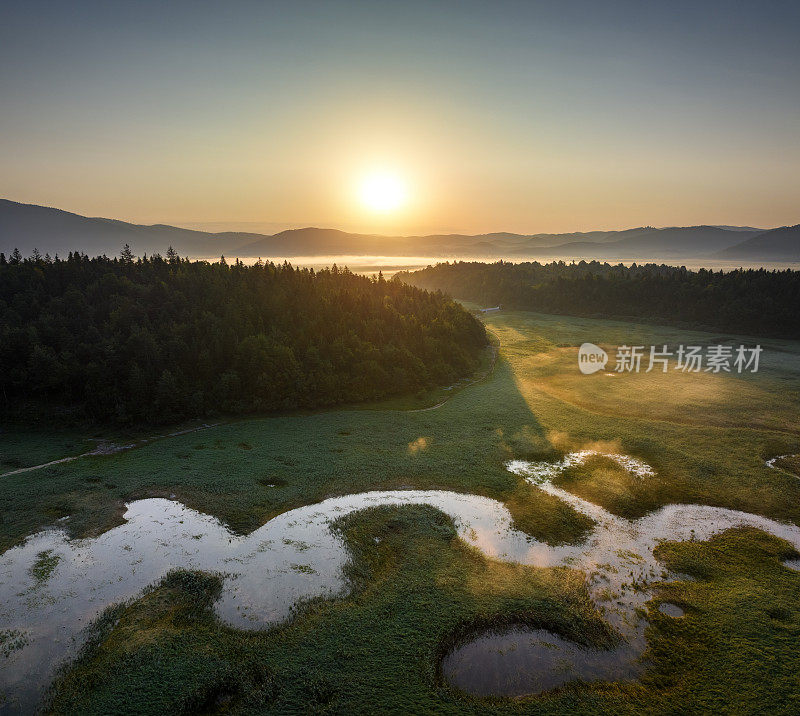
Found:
2,311 -> 800,713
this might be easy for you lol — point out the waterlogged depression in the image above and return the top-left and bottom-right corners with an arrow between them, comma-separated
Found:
443,454 -> 800,696
2,453 -> 800,709
441,626 -> 640,698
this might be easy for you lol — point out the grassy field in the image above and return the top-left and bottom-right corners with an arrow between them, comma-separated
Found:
44,514 -> 800,714
3,311 -> 798,550
3,310 -> 800,712
0,431 -> 94,473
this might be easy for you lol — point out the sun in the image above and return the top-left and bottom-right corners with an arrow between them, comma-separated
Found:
358,171 -> 408,213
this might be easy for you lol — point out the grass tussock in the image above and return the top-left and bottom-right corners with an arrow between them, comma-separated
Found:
45,508 -> 800,714
638,528 -> 800,711
45,506 -> 618,714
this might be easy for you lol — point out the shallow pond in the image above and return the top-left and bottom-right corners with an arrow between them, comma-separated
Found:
657,603 -> 685,618
441,453 -> 800,697
2,452 -> 800,710
441,626 -> 641,697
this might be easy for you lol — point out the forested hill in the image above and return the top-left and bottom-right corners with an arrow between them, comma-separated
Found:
0,251 -> 487,424
399,261 -> 800,339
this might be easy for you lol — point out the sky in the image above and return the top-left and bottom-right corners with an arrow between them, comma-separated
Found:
1,0 -> 799,235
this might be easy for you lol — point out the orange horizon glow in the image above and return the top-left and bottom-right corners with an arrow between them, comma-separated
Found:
2,4 -> 798,236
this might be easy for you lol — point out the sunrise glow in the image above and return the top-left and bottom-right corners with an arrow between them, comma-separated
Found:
358,172 -> 408,214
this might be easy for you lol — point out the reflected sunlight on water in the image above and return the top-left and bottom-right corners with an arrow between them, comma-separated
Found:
3,454 -> 800,709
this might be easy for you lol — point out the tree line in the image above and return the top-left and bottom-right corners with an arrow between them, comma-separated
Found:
398,260 -> 800,338
0,248 -> 487,424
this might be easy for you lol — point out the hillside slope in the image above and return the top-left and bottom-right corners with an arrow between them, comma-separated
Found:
717,225 -> 800,260
0,198 -> 785,261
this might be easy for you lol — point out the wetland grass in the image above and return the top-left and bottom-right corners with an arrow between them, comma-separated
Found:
3,310 -> 800,712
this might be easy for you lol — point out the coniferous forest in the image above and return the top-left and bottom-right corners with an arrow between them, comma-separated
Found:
0,249 -> 487,424
400,260 -> 800,338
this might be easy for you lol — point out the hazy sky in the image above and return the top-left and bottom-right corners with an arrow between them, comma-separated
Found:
1,0 -> 798,234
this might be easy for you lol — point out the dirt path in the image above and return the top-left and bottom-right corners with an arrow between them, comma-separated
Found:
3,326 -> 500,476
0,423 -> 220,478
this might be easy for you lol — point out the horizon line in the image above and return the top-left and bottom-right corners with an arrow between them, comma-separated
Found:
1,197 -> 783,238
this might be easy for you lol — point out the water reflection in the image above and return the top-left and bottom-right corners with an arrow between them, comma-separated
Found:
440,455 -> 800,697
2,455 -> 800,710
441,627 -> 641,697
657,603 -> 685,618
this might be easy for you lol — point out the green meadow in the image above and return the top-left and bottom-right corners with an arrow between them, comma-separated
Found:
45,519 -> 800,715
0,431 -> 94,473
3,310 -> 800,712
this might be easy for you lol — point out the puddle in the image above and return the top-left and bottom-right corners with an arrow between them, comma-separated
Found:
511,450 -> 655,485
657,603 -> 684,618
439,455 -> 800,697
441,626 -> 640,697
3,454 -> 800,710
0,490 -> 551,711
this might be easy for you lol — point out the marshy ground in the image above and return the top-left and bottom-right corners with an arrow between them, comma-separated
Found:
2,311 -> 800,713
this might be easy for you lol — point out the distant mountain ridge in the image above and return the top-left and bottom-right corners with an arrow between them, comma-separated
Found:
0,199 -> 258,257
715,224 -> 800,260
0,198 -> 796,262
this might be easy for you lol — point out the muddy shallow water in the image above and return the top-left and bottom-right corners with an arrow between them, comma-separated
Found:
441,626 -> 641,697
2,454 -> 800,710
657,603 -> 685,618
442,453 -> 800,697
